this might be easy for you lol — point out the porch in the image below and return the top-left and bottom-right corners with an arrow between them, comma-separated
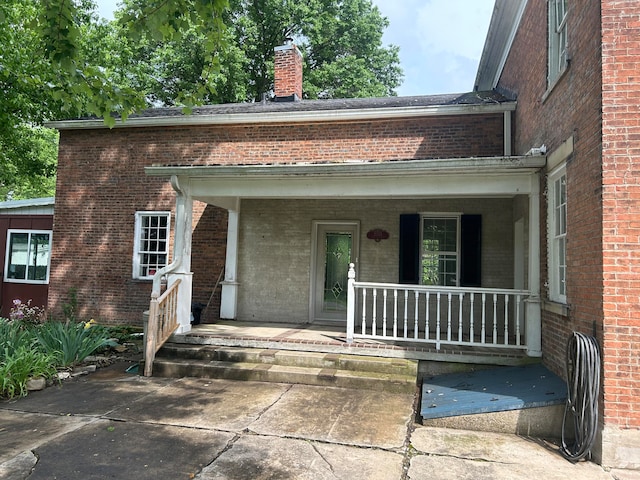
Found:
143,156 -> 546,375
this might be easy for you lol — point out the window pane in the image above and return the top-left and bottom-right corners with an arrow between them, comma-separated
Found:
8,233 -> 29,279
27,234 -> 50,281
422,217 -> 458,286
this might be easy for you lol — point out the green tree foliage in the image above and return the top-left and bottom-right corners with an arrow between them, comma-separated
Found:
0,0 -> 227,200
0,0 -> 400,199
107,0 -> 402,104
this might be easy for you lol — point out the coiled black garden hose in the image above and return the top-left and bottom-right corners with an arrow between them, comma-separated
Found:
561,332 -> 601,462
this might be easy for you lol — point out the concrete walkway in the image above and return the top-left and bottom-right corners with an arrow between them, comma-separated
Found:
0,362 -> 636,479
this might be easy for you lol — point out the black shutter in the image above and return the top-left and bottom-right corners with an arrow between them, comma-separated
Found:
460,214 -> 482,287
399,214 -> 420,284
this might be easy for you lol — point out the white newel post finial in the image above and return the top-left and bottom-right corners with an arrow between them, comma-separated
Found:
346,263 -> 356,344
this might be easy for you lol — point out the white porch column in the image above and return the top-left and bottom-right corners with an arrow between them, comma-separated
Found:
220,198 -> 240,319
526,173 -> 542,356
172,176 -> 194,334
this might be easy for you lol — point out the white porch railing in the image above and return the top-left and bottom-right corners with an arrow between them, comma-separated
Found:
346,264 -> 529,351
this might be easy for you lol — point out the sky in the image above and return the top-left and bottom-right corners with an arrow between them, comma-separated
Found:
94,0 -> 495,97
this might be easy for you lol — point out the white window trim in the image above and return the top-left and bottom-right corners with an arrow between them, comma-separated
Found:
3,229 -> 53,285
420,213 -> 461,287
548,0 -> 569,87
547,164 -> 567,304
132,211 -> 171,280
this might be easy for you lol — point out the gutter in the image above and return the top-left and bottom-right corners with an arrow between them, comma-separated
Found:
46,102 -> 516,130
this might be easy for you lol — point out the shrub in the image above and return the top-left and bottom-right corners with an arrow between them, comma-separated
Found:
0,345 -> 58,399
0,318 -> 36,360
35,321 -> 116,367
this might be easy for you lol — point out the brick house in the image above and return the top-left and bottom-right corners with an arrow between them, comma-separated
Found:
474,0 -> 640,469
0,197 -> 54,318
46,0 -> 640,469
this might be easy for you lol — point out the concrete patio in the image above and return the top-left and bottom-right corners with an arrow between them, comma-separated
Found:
1,361 -> 633,480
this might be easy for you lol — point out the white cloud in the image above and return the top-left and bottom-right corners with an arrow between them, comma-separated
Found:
416,0 -> 495,60
373,0 -> 495,95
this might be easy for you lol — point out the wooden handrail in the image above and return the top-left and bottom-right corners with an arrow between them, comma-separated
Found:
144,279 -> 181,376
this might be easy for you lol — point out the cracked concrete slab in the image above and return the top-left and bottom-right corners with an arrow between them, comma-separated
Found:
0,410 -> 94,464
26,419 -> 234,480
409,426 -> 613,480
0,451 -> 38,480
196,434 -> 404,480
0,375 -> 173,417
108,377 -> 290,431
250,384 -> 415,448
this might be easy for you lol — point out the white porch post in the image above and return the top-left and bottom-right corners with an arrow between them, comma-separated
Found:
346,263 -> 356,344
220,198 -> 240,319
526,173 -> 542,356
172,177 -> 194,334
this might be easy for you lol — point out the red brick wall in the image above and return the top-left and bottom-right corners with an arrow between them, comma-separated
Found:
499,0 -> 603,373
601,0 -> 640,429
50,113 -> 504,326
191,204 -> 227,322
99,115 -> 504,166
499,0 -> 640,430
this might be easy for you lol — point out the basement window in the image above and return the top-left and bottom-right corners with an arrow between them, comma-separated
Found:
133,212 -> 170,280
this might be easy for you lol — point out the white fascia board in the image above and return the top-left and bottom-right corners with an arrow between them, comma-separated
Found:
46,102 -> 516,130
145,156 -> 546,204
475,0 -> 528,91
145,156 -> 544,179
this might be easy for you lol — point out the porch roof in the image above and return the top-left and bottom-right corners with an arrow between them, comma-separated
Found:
146,156 -> 546,208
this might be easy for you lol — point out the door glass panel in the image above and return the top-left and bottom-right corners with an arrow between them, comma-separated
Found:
323,232 -> 352,313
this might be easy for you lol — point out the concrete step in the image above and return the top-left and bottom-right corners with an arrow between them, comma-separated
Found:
158,343 -> 418,376
151,344 -> 418,394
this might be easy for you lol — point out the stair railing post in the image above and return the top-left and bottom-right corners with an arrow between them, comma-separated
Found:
144,292 -> 159,377
347,263 -> 356,344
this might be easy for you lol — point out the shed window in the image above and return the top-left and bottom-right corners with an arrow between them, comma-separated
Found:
4,230 -> 52,284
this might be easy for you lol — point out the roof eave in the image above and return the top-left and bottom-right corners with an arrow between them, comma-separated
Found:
47,102 -> 517,131
474,0 -> 528,91
145,156 -> 546,179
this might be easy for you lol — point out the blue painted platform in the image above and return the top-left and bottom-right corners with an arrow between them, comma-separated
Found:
421,364 -> 567,419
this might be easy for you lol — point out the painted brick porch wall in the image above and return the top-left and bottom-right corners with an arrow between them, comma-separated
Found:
50,113 -> 504,325
237,197 -> 518,323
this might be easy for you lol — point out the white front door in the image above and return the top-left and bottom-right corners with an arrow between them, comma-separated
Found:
311,221 -> 359,323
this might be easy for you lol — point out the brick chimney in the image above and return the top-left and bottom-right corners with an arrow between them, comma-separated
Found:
273,41 -> 303,101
